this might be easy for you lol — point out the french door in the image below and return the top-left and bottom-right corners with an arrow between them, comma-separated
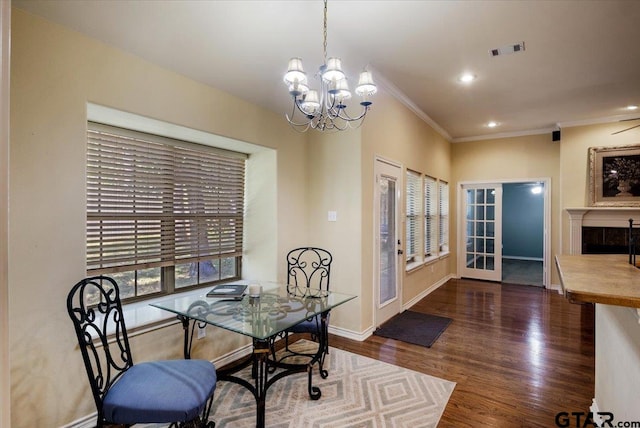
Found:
460,184 -> 503,281
374,159 -> 402,327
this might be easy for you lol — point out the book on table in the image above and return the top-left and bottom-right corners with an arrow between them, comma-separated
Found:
206,283 -> 247,299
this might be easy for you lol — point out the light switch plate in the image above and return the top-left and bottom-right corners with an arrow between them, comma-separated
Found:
328,211 -> 337,222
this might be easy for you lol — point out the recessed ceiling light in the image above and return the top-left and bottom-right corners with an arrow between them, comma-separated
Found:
486,121 -> 499,128
627,105 -> 638,111
459,73 -> 476,83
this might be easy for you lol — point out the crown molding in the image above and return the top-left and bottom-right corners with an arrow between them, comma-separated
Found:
370,67 -> 452,142
558,113 -> 640,129
452,127 -> 556,143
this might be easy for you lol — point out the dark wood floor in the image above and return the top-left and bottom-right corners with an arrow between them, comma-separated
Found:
329,278 -> 595,427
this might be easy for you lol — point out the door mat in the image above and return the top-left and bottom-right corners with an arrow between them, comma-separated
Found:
374,310 -> 452,348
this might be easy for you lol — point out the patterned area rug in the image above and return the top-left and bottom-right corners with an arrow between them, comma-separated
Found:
208,340 -> 455,427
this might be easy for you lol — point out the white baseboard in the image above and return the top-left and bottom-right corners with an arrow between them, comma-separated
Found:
328,324 -> 373,342
547,282 -> 563,293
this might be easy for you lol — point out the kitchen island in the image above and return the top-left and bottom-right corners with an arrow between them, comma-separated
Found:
555,254 -> 640,424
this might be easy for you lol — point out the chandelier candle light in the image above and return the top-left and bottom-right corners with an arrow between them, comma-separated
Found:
284,0 -> 377,132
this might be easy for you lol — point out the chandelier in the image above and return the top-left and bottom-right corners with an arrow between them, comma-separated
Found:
283,0 -> 377,132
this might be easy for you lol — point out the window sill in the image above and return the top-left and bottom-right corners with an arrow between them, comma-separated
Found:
90,288 -> 209,342
405,253 -> 449,274
405,261 -> 424,273
120,293 -> 189,337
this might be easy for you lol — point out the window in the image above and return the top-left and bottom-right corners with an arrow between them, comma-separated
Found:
439,180 -> 449,253
405,169 -> 449,271
405,170 -> 421,264
424,175 -> 437,259
86,123 -> 246,302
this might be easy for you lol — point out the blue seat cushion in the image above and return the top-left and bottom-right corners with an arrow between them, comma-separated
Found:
103,359 -> 217,424
287,315 -> 321,334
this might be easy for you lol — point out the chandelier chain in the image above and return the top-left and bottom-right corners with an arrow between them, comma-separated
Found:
323,0 -> 328,63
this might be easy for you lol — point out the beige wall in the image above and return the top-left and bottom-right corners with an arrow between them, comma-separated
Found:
9,9 -> 309,427
306,129 -> 364,331
0,2 -> 11,428
361,91 -> 453,329
451,133 -> 561,284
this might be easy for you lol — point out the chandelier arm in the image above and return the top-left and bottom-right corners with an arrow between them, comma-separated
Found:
333,106 -> 370,122
322,113 -> 352,132
286,110 -> 316,128
285,99 -> 320,130
284,113 -> 312,133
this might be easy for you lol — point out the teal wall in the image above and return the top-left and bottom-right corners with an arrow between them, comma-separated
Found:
502,182 -> 544,259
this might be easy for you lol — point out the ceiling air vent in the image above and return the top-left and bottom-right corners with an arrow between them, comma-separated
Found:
490,41 -> 525,57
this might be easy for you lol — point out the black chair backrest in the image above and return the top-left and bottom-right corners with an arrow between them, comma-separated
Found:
286,247 -> 332,291
66,276 -> 133,416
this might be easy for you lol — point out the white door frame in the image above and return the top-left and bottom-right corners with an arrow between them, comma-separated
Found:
373,156 -> 403,328
457,178 -> 551,288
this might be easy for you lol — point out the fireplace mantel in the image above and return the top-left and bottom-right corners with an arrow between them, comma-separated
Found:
565,208 -> 640,323
566,207 -> 640,255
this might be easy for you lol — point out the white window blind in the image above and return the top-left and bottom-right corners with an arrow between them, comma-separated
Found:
424,175 -> 437,258
87,123 -> 246,275
439,180 -> 449,253
405,170 -> 421,262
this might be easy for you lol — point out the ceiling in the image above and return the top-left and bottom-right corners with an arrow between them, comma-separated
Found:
12,0 -> 640,142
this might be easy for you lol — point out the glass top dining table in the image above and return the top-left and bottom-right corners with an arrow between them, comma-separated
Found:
150,281 -> 356,341
150,281 -> 356,428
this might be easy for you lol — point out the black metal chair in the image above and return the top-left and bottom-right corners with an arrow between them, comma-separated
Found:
275,247 -> 333,377
66,276 -> 217,428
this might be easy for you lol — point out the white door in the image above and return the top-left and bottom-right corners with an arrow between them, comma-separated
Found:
460,184 -> 503,281
374,159 -> 402,327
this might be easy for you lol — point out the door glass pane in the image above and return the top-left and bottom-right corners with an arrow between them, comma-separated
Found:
476,222 -> 485,237
466,204 -> 474,220
476,206 -> 485,220
487,238 -> 495,253
487,189 -> 495,204
466,239 -> 474,252
487,205 -> 495,221
379,177 -> 396,305
487,222 -> 495,237
466,253 -> 475,267
486,256 -> 494,270
476,189 -> 485,203
466,189 -> 474,205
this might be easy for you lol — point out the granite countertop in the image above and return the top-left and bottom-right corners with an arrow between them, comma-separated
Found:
555,254 -> 640,308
